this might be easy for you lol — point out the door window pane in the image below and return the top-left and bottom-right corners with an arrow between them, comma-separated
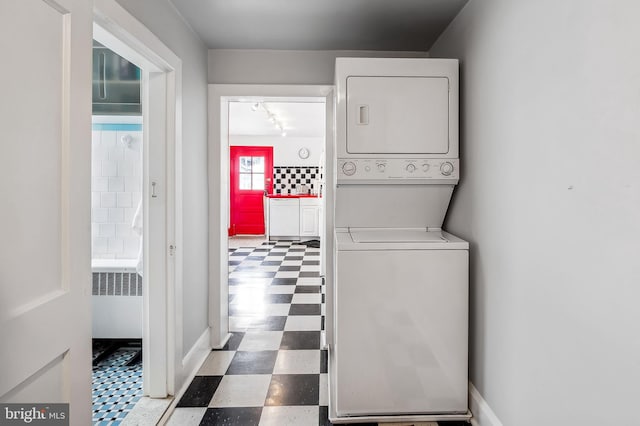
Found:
239,173 -> 252,190
239,156 -> 252,173
252,174 -> 265,190
252,157 -> 265,173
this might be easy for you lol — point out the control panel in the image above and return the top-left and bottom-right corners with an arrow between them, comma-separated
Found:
337,158 -> 459,182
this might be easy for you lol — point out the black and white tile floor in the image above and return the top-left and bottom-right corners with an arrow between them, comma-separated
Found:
167,240 -> 468,426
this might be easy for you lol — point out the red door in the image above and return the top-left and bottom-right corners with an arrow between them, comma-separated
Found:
230,146 -> 274,235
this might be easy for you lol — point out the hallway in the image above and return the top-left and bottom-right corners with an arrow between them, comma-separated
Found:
168,240 -> 330,425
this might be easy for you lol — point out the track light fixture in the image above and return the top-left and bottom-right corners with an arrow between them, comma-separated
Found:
253,102 -> 287,137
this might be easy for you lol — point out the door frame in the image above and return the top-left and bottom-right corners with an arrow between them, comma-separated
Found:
93,0 -> 183,397
208,84 -> 335,348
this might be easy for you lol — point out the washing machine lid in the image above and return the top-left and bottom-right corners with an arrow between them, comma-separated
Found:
336,227 -> 469,250
350,228 -> 447,243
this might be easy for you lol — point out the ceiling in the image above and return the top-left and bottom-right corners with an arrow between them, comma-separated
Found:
169,0 -> 468,51
229,101 -> 326,138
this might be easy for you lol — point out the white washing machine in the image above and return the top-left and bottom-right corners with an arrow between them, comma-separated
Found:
334,227 -> 468,417
329,58 -> 470,422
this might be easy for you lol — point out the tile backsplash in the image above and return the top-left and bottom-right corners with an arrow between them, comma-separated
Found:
91,120 -> 142,260
273,166 -> 321,194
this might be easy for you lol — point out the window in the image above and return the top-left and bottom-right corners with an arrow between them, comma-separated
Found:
239,156 -> 265,190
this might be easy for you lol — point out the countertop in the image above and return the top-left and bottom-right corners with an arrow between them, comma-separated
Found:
265,194 -> 321,199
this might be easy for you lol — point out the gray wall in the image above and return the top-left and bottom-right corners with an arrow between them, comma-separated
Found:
115,0 -> 209,358
208,49 -> 428,84
430,1 -> 640,425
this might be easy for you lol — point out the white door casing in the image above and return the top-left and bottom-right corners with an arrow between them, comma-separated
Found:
93,0 -> 184,397
208,85 -> 335,348
0,0 -> 93,424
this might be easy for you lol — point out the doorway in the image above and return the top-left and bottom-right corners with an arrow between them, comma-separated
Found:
165,90 -> 333,422
208,87 -> 335,351
92,0 -> 183,422
90,38 -> 147,426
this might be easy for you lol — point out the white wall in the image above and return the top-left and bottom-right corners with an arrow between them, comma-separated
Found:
115,0 -> 209,358
229,135 -> 323,167
430,1 -> 640,425
208,49 -> 428,84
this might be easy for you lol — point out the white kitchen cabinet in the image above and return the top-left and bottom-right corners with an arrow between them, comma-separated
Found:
300,198 -> 321,238
269,198 -> 300,237
268,197 -> 322,239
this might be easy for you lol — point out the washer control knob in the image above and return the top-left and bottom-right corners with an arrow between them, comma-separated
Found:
342,161 -> 357,176
364,165 -> 371,172
440,162 -> 454,176
406,163 -> 416,173
376,163 -> 386,172
422,163 -> 430,172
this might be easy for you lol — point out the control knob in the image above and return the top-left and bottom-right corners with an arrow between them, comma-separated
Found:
376,163 -> 386,172
440,162 -> 454,176
342,161 -> 357,176
422,163 -> 430,172
406,163 -> 416,173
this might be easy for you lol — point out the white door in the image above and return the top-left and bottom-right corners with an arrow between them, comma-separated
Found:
0,0 -> 93,424
145,71 -> 169,397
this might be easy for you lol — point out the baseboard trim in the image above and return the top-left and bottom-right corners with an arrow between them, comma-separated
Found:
469,382 -> 503,426
181,327 -> 211,379
158,328 -> 211,425
212,332 -> 232,349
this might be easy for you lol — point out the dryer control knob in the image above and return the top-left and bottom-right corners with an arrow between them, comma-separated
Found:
342,161 -> 357,176
422,163 -> 430,172
406,163 -> 416,173
377,163 -> 386,172
440,162 -> 454,176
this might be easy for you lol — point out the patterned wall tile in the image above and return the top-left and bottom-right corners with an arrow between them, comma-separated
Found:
273,166 -> 322,195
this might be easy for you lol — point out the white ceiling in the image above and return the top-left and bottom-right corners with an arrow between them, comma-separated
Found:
169,0 -> 468,51
229,101 -> 326,138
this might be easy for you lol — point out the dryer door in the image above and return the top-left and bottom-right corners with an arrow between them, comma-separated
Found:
346,76 -> 450,155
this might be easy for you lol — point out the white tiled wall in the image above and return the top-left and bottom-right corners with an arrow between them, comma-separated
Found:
91,123 -> 142,260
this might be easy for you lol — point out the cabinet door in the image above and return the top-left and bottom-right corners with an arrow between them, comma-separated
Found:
269,199 -> 299,236
300,205 -> 320,237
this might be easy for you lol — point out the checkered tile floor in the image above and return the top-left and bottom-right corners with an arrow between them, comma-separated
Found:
168,240 -> 469,426
92,348 -> 142,425
169,241 -> 329,426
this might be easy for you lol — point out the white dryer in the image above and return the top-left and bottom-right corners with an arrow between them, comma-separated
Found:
329,58 -> 470,423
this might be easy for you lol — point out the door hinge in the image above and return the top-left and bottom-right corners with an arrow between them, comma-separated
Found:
169,244 -> 176,256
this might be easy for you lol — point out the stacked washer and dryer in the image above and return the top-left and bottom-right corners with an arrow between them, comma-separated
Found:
328,58 -> 471,423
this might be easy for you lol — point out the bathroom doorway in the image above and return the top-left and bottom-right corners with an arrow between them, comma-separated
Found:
90,1 -> 183,422
90,40 -> 145,424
